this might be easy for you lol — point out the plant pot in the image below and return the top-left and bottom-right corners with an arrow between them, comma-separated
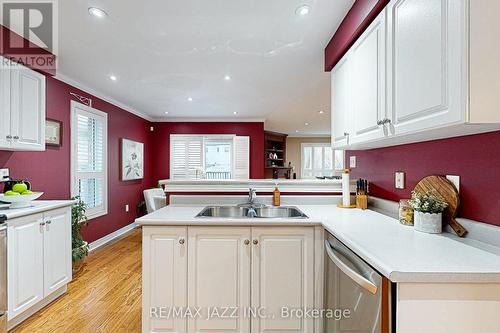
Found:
72,241 -> 88,276
414,211 -> 442,234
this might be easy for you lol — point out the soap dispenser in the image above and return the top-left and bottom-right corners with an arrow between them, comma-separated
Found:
273,183 -> 281,207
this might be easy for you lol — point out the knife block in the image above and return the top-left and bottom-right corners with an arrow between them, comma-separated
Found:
356,195 -> 368,210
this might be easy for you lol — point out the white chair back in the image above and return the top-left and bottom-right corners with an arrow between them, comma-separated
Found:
143,188 -> 166,214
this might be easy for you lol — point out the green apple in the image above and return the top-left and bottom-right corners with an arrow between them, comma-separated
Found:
12,183 -> 28,193
4,190 -> 20,196
21,190 -> 34,195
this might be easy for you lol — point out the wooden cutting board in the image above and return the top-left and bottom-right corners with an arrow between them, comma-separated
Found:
413,175 -> 467,237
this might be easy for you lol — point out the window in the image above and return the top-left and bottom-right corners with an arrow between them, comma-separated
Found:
301,143 -> 344,178
170,135 -> 249,180
71,101 -> 108,219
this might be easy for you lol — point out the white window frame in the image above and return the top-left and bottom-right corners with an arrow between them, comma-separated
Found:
301,143 -> 344,179
70,101 -> 108,219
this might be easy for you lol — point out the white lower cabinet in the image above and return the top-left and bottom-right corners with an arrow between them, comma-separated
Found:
142,226 -> 187,333
142,226 -> 318,333
251,227 -> 315,333
7,207 -> 72,321
7,214 -> 45,319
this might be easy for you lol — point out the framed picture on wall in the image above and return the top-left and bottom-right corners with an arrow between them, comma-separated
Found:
45,118 -> 63,147
121,138 -> 144,181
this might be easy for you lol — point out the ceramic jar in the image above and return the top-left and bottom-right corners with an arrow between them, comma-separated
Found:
414,211 -> 442,234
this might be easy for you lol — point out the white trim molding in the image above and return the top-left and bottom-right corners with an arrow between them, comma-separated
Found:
159,179 -> 347,193
89,222 -> 138,252
152,117 -> 266,123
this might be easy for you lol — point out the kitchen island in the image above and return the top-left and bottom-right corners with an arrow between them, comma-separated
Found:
137,204 -> 500,333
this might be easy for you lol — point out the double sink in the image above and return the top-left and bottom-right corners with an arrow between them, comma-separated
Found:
196,205 -> 308,219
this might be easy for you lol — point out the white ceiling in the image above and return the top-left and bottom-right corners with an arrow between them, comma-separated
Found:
55,0 -> 354,135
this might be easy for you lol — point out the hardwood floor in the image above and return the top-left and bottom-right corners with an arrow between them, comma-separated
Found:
13,228 -> 142,333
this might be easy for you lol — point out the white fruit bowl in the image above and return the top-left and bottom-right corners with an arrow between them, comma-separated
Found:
0,192 -> 44,209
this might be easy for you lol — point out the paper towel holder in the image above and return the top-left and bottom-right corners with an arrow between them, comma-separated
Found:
336,168 -> 356,209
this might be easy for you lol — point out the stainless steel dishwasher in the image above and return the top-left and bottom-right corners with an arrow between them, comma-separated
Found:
324,232 -> 391,333
0,216 -> 6,333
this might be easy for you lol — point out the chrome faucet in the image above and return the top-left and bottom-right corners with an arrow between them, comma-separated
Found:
248,188 -> 257,205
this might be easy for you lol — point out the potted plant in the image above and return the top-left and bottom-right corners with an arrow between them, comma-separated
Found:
72,196 -> 89,274
409,190 -> 448,234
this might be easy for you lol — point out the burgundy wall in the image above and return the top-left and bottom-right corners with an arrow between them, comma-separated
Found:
324,0 -> 389,71
0,76 -> 155,243
347,131 -> 500,227
151,122 -> 265,180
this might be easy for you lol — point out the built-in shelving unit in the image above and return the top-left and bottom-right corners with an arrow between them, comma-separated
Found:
264,131 -> 292,179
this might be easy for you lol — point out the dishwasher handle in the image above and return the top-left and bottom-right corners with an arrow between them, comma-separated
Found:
325,240 -> 378,295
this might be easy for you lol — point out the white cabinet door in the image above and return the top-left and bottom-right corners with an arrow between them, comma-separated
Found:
331,54 -> 352,149
10,63 -> 46,151
251,227 -> 315,333
7,214 -> 44,320
187,227 -> 251,333
143,226 -> 187,333
387,0 -> 466,135
0,56 -> 12,149
350,9 -> 388,144
43,208 -> 72,296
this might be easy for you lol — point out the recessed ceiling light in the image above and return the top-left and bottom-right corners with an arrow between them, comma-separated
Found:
88,7 -> 108,18
295,4 -> 311,16
318,110 -> 324,114
225,75 -> 232,81
305,122 -> 309,126
109,75 -> 117,81
187,97 -> 193,102
233,111 -> 238,115
165,111 -> 169,114
295,130 -> 299,133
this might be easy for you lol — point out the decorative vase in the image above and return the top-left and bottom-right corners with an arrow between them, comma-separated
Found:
414,211 -> 442,234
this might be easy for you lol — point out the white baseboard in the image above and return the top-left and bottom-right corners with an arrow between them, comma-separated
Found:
89,222 -> 138,252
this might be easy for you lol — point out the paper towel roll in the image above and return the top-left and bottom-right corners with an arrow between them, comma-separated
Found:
342,172 -> 350,206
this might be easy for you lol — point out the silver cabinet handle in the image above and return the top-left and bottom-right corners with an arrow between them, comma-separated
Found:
244,239 -> 250,245
40,221 -> 46,226
343,132 -> 349,137
253,239 -> 259,245
324,240 -> 378,295
13,136 -> 19,139
383,118 -> 391,125
377,120 -> 383,125
6,135 -> 12,139
179,237 -> 185,245
46,220 -> 52,225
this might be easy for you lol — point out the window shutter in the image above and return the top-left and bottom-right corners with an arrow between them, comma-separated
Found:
71,102 -> 107,219
170,135 -> 203,179
233,136 -> 250,180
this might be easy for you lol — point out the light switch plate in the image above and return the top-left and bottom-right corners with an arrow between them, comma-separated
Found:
0,168 -> 9,182
446,175 -> 460,193
395,171 -> 405,189
349,156 -> 356,168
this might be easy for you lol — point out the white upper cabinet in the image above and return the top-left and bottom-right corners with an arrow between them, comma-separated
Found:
331,1 -> 500,149
0,56 -> 46,151
350,9 -> 387,145
331,54 -> 352,149
387,0 -> 465,135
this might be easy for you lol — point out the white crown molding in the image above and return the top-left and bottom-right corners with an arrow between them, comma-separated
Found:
287,133 -> 331,138
55,72 -> 154,122
152,117 -> 266,123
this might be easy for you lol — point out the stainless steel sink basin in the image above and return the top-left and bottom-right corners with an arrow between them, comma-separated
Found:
196,206 -> 308,219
